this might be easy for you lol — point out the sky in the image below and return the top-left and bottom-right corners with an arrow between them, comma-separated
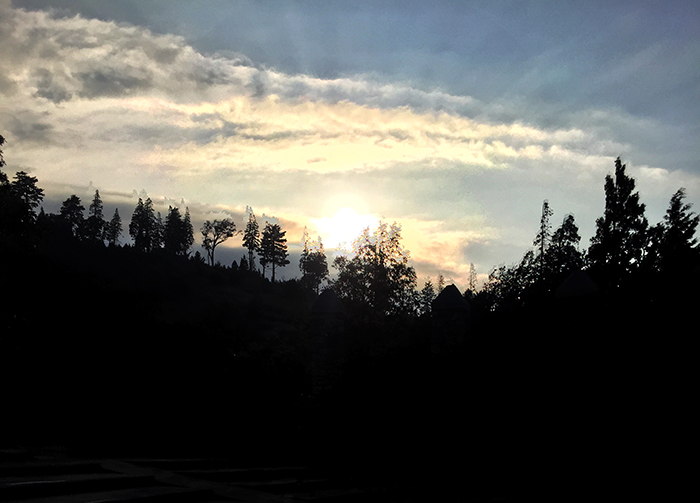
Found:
1,0 -> 699,288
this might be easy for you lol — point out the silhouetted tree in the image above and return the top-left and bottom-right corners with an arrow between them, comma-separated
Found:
192,250 -> 206,264
154,212 -> 165,250
518,249 -> 537,293
89,190 -> 104,219
588,157 -> 648,289
183,208 -> 194,253
8,172 -> 44,224
480,264 -> 510,312
533,199 -> 553,280
465,263 -> 478,300
163,206 -> 181,254
1,136 -> 43,219
164,206 -> 194,256
11,171 -> 44,214
260,222 -> 289,282
0,133 -> 14,244
0,154 -> 44,247
333,221 -> 417,315
242,208 -> 260,272
300,227 -> 328,293
640,222 -> 664,274
83,190 -> 106,243
481,249 -> 536,311
658,188 -> 699,272
59,195 -> 85,238
0,135 -> 14,241
419,277 -> 436,316
105,208 -> 122,246
201,218 -> 237,266
547,214 -> 583,278
129,197 -> 159,253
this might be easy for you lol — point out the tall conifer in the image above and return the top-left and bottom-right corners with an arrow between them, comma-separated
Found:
589,158 -> 648,289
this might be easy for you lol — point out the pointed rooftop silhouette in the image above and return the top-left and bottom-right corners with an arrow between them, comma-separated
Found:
432,284 -> 470,312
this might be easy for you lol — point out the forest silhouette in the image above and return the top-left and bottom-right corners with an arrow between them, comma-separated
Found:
1,133 -> 697,498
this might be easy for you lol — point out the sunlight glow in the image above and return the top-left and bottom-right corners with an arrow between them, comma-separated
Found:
312,207 -> 380,249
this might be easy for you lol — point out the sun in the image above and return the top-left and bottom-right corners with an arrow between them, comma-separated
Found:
312,207 -> 379,249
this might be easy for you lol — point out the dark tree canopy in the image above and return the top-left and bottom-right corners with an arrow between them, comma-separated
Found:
242,208 -> 260,273
533,199 -> 553,280
59,195 -> 85,237
547,214 -> 583,278
333,221 -> 417,316
11,171 -> 44,212
201,218 -> 237,266
260,222 -> 289,282
299,227 -> 328,293
155,212 -> 165,249
164,206 -> 194,256
88,190 -> 104,220
658,188 -> 699,271
83,190 -> 106,243
183,208 -> 194,252
464,263 -> 478,301
105,207 -> 122,246
129,197 -> 159,253
419,277 -> 436,316
0,134 -> 5,170
0,152 -> 44,247
588,157 -> 648,289
481,249 -> 537,311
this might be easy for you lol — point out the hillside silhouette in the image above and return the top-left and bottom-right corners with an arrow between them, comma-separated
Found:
2,134 -> 697,499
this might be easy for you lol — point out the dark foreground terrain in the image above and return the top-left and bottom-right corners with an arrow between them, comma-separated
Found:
2,238 -> 694,501
3,450 -> 477,503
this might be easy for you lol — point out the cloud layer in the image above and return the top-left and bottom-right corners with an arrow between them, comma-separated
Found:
2,1 -> 699,288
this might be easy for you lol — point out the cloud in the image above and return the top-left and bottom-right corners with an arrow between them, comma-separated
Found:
1,4 -> 260,105
2,2 -> 700,284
